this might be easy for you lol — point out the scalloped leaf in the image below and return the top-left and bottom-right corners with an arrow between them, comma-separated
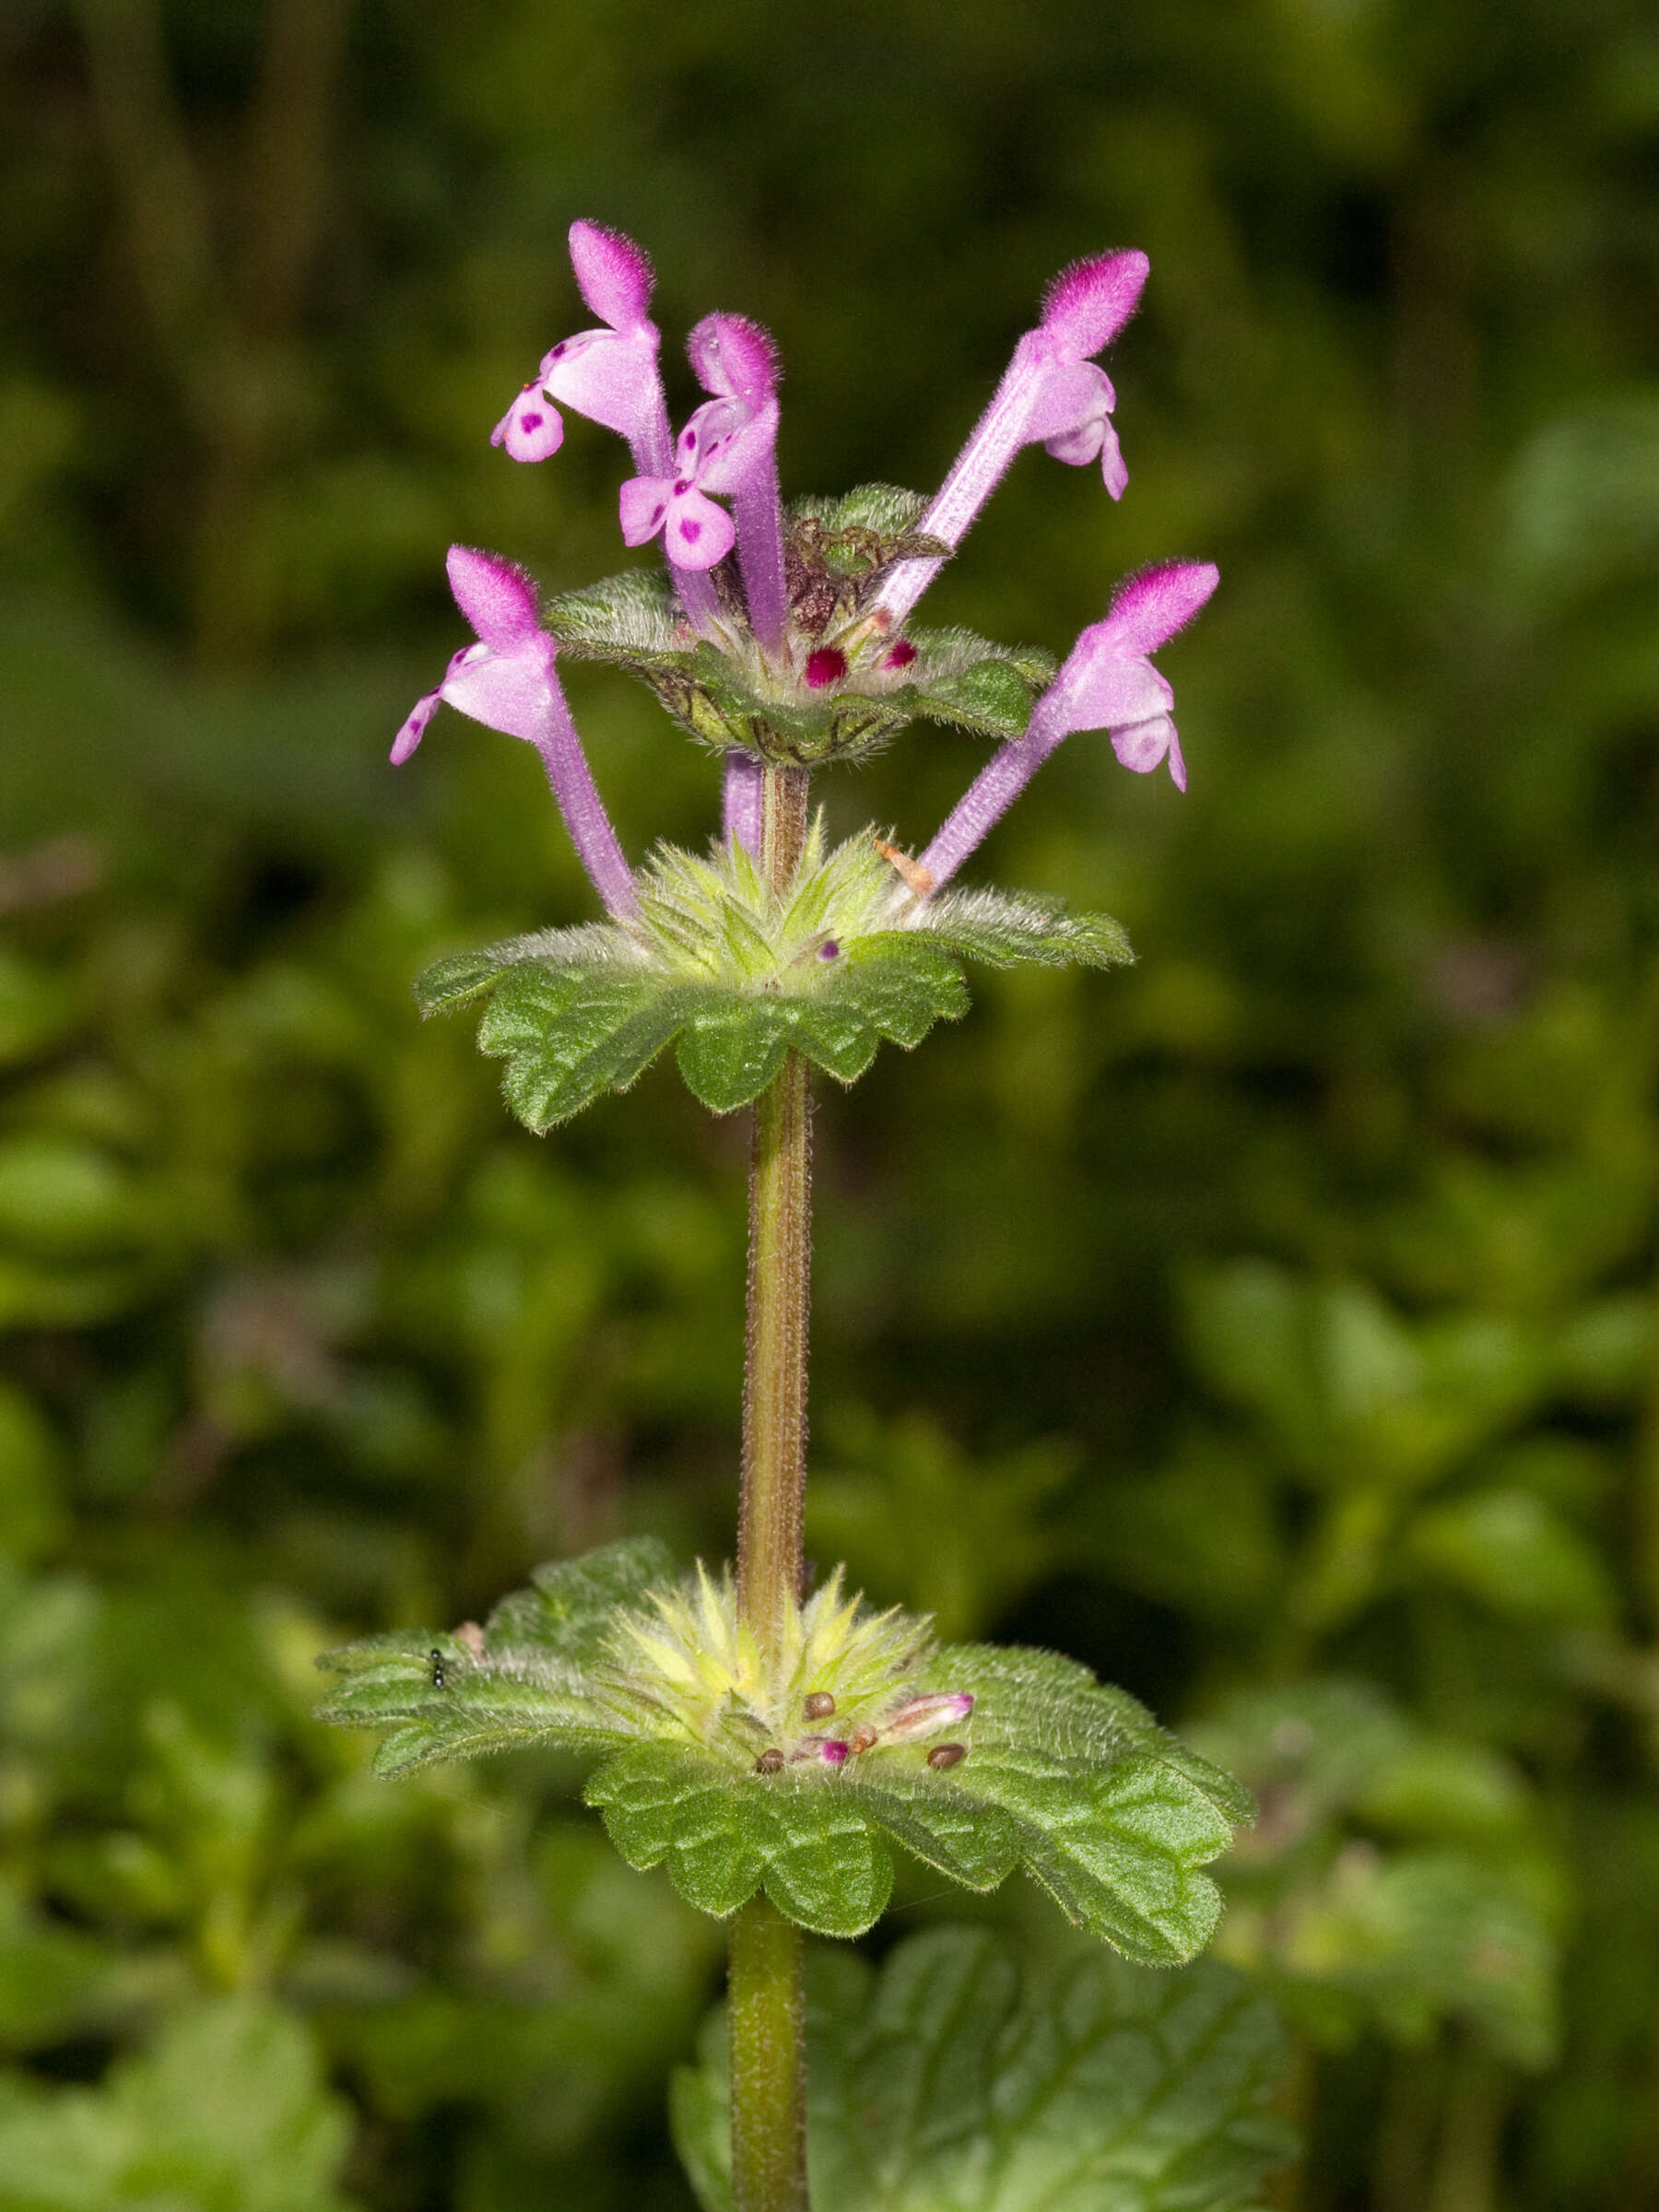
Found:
787,485 -> 933,539
833,1646 -> 1247,1962
586,1742 -> 896,1937
321,1544 -> 1247,1960
910,655 -> 1039,739
413,857 -> 1127,1129
583,1662 -> 1241,1958
911,886 -> 1134,971
484,1535 -> 676,1659
477,966 -> 696,1128
671,1926 -> 1297,2212
544,566 -> 688,667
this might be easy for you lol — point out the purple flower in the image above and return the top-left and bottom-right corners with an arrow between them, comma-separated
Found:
871,250 -> 1148,630
917,560 -> 1219,891
685,313 -> 788,654
393,546 -> 639,919
618,312 -> 788,592
617,468 -> 736,570
492,221 -> 673,478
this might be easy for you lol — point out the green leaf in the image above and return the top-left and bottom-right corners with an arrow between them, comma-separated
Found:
674,1000 -> 794,1112
544,566 -> 687,666
586,1742 -> 896,1937
787,485 -> 933,540
582,1633 -> 1244,1957
1406,1486 -> 1615,1625
321,1547 -> 1248,1961
900,625 -> 1059,740
830,936 -> 970,1050
915,885 -> 1134,970
411,947 -> 513,1015
836,1646 -> 1245,1965
671,1926 -> 1296,2212
318,1537 -> 671,1774
485,1535 -> 677,1660
414,831 -> 1130,1128
479,965 -> 695,1131
0,1995 -> 359,2211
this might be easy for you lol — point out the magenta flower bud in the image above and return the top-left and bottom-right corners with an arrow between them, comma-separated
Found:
882,1691 -> 975,1743
804,647 -> 847,690
391,547 -> 639,920
818,1740 -> 851,1767
883,641 -> 918,673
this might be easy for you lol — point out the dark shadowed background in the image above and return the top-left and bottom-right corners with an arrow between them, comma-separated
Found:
1,1 -> 1657,2206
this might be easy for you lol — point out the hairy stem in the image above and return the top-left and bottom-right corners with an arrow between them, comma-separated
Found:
728,1897 -> 808,2212
730,760 -> 812,2212
737,763 -> 811,1655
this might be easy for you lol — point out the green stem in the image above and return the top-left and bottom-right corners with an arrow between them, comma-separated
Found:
730,761 -> 812,2212
728,1896 -> 808,2212
737,765 -> 812,1654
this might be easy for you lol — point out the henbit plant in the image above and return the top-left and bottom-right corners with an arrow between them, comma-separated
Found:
319,220 -> 1278,2212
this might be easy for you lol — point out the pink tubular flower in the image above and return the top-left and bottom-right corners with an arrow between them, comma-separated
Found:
685,313 -> 787,653
917,560 -> 1219,891
393,547 -> 639,919
870,250 -> 1149,631
491,221 -> 674,478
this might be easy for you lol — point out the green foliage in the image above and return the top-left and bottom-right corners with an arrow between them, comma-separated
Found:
4,0 -> 1659,2199
415,822 -> 1128,1125
672,1925 -> 1294,2212
322,1547 -> 1247,1955
0,1997 -> 358,2211
1192,1681 -> 1559,2067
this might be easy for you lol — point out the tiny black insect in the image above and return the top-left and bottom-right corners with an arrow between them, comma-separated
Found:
429,1648 -> 446,1688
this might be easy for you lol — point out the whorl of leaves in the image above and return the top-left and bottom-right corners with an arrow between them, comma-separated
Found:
319,1541 -> 1248,1958
412,825 -> 1130,1129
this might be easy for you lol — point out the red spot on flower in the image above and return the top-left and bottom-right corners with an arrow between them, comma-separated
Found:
519,411 -> 543,431
884,641 -> 917,671
805,648 -> 847,690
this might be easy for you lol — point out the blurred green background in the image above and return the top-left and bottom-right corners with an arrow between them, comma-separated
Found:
2,1 -> 1657,2206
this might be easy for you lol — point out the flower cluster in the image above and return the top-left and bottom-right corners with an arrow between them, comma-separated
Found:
608,1564 -> 974,1775
395,218 -> 1218,918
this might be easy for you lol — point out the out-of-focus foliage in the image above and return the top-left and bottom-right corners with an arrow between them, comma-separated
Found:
1,0 -> 1656,2206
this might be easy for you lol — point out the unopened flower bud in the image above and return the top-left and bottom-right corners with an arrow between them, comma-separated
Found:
819,1739 -> 850,1766
883,1691 -> 974,1742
